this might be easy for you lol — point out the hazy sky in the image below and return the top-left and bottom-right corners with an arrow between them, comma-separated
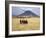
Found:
12,7 -> 40,16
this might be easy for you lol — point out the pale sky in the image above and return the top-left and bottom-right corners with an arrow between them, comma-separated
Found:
12,7 -> 40,16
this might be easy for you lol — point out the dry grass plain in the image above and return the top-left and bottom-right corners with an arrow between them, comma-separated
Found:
12,17 -> 40,31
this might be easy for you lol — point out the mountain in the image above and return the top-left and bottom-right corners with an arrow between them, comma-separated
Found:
17,10 -> 39,17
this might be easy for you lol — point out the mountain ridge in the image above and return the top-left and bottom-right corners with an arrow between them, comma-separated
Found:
17,10 -> 39,17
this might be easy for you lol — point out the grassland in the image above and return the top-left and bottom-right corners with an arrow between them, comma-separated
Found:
12,17 -> 40,31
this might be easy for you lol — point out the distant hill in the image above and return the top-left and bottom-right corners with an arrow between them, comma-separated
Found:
17,10 -> 39,17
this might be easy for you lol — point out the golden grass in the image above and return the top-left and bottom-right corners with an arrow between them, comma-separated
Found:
12,17 -> 40,31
